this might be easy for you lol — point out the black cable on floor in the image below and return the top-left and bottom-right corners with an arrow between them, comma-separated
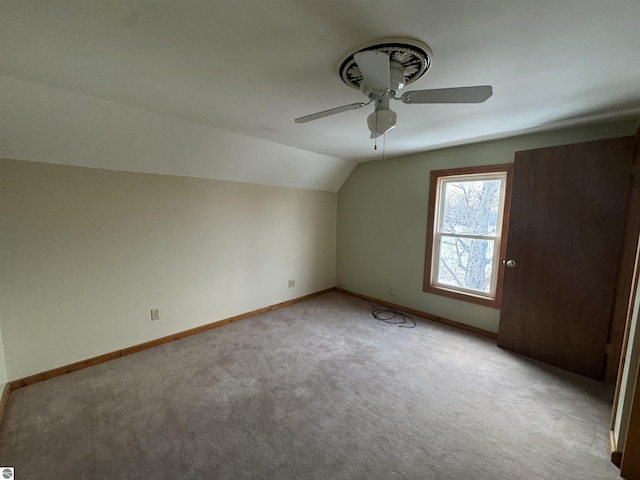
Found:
367,301 -> 416,328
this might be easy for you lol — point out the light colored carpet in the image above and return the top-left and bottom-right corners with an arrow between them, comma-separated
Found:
0,292 -> 621,479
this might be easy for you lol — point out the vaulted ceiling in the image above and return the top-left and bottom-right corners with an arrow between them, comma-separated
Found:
2,1 -> 639,191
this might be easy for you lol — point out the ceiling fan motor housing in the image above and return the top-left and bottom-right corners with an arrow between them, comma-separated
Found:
360,61 -> 406,99
389,62 -> 406,95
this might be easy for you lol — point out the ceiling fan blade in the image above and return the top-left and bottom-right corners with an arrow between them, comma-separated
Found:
354,51 -> 390,91
294,102 -> 367,123
400,85 -> 493,104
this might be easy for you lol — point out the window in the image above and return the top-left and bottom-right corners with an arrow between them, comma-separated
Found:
423,164 -> 512,308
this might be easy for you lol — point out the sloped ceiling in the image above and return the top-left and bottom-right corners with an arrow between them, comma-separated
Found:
1,1 -> 639,191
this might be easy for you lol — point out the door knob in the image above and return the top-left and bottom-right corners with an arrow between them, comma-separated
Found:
504,259 -> 516,268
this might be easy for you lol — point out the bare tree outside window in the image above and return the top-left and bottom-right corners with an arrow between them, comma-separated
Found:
437,179 -> 501,293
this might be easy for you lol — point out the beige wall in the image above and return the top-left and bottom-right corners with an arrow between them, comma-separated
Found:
0,159 -> 337,380
336,119 -> 638,333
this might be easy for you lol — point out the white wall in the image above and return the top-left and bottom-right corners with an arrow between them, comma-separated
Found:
0,159 -> 337,380
336,119 -> 638,333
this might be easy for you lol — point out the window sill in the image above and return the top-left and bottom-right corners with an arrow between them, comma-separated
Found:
423,283 -> 501,309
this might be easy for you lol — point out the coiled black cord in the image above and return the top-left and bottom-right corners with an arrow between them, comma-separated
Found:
368,301 -> 416,328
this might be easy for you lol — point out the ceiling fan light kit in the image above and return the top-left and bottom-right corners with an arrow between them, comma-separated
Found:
366,94 -> 397,138
294,37 -> 493,141
367,108 -> 397,138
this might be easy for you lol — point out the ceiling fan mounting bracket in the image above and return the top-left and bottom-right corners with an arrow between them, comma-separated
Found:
338,37 -> 433,92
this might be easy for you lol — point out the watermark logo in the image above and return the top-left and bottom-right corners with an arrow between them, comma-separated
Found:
1,467 -> 13,479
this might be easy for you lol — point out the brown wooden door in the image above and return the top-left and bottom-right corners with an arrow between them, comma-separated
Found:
497,136 -> 635,379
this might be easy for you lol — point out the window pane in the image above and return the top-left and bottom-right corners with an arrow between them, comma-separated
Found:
437,236 -> 494,293
440,179 -> 501,235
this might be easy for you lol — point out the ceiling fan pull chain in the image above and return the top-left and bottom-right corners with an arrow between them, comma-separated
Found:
382,133 -> 386,160
374,110 -> 379,150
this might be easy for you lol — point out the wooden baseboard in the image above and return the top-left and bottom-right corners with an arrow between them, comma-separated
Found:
8,288 -> 335,392
338,288 -> 498,340
610,430 -> 623,468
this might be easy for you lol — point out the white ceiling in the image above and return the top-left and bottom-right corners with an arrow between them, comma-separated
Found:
2,1 -> 640,187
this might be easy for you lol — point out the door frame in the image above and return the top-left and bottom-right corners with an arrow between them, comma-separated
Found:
610,127 -> 640,472
606,129 -> 640,383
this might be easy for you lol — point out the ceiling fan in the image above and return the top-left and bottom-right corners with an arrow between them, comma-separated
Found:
294,38 -> 493,138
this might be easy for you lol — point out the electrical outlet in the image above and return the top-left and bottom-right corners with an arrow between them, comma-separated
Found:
390,288 -> 396,296
150,308 -> 160,321
288,279 -> 295,288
